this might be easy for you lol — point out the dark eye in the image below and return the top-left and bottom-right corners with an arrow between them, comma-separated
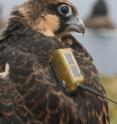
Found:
58,4 -> 72,17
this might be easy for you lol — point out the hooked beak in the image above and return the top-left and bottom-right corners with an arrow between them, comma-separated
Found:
66,16 -> 85,34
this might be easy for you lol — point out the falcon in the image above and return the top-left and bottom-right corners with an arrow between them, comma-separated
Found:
0,0 -> 110,124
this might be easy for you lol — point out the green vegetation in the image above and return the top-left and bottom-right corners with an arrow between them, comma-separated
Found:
102,75 -> 117,124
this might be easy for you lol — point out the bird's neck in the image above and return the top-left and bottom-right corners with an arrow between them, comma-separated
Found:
2,18 -> 32,41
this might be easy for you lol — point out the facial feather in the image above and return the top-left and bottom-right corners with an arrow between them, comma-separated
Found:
33,14 -> 60,37
10,0 -> 85,37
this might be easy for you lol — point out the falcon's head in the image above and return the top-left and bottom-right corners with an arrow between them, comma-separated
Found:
12,0 -> 85,37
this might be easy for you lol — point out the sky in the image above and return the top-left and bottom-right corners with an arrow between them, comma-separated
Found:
1,0 -> 117,24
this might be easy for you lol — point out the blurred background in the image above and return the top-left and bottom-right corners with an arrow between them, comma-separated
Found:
0,0 -> 117,123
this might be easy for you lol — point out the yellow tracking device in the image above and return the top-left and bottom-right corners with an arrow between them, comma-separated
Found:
52,48 -> 84,92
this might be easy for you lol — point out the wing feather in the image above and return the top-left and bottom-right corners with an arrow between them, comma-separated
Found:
0,31 -> 110,124
62,34 -> 110,124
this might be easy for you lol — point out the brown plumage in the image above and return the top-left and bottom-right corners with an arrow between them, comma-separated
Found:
0,0 -> 109,124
